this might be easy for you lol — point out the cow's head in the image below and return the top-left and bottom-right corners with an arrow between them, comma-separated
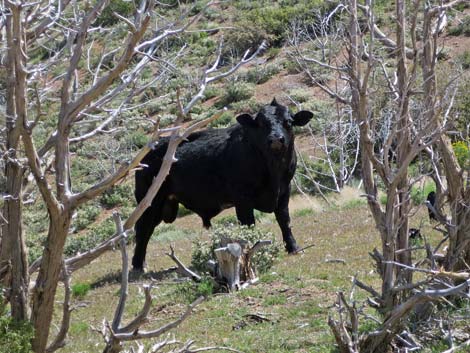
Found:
236,98 -> 313,153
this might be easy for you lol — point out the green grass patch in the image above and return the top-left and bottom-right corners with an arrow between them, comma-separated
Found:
341,198 -> 367,210
293,207 -> 316,217
263,293 -> 287,306
71,283 -> 91,298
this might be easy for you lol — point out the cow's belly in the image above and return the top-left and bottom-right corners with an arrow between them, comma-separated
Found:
254,198 -> 278,213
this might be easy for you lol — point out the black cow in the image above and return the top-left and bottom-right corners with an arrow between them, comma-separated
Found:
426,191 -> 437,222
132,99 -> 313,271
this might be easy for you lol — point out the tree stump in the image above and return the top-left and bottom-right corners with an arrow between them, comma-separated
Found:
213,239 -> 272,291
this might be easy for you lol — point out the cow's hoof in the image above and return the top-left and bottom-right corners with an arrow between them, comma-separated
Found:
129,267 -> 147,280
285,244 -> 300,254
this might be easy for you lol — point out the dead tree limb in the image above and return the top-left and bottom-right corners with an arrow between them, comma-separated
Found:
166,245 -> 202,282
101,213 -> 206,353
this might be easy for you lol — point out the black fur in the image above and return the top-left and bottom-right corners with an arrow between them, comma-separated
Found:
409,228 -> 421,239
426,191 -> 437,222
132,100 -> 313,271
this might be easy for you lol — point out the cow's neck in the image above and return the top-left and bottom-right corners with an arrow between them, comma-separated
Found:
264,142 -> 294,194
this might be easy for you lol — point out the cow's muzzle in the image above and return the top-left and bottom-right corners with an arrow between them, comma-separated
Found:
269,136 -> 285,150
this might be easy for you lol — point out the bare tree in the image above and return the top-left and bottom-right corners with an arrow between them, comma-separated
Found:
289,9 -> 360,195
293,0 -> 469,351
0,1 -> 264,352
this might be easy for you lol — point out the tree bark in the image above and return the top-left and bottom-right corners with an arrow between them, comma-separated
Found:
30,211 -> 71,353
0,1 -> 29,321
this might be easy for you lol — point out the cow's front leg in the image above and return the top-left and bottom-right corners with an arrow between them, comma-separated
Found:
275,188 -> 299,253
132,205 -> 161,272
235,205 -> 255,226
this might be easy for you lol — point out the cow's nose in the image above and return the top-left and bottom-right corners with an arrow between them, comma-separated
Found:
270,136 -> 285,150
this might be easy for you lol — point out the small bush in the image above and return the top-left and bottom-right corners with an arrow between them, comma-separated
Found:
448,16 -> 470,36
216,81 -> 255,108
95,0 -> 135,27
0,300 -> 34,353
294,156 -> 338,195
292,208 -> 315,217
65,217 -> 117,256
288,88 -> 310,104
100,184 -> 133,209
74,203 -> 101,232
202,86 -> 222,101
214,214 -> 238,226
452,140 -> 470,169
410,182 -> 436,205
124,130 -> 148,150
177,204 -> 193,218
458,50 -> 470,70
175,276 -> 215,303
192,225 -> 280,275
380,194 -> 388,205
72,283 -> 91,298
208,111 -> 235,128
223,22 -> 269,58
230,98 -> 262,114
241,64 -> 282,84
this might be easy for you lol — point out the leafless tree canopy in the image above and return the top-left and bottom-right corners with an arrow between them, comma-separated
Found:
292,0 -> 470,351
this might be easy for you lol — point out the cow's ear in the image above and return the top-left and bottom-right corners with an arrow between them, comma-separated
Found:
236,113 -> 257,127
292,111 -> 313,126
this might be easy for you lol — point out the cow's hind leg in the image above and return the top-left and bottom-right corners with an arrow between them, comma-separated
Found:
235,205 -> 255,226
162,197 -> 178,223
132,205 -> 162,272
275,187 -> 299,253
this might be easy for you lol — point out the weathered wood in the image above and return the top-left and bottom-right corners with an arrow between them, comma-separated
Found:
166,245 -> 202,282
215,243 -> 242,290
214,240 -> 272,290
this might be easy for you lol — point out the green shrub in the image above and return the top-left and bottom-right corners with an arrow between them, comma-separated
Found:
293,156 -> 338,195
208,111 -> 235,128
100,184 -> 133,209
124,130 -> 148,150
410,182 -> 436,205
229,98 -> 262,114
177,204 -> 193,218
223,22 -> 269,58
192,225 -> 280,275
175,276 -> 215,302
216,81 -> 255,108
95,0 -> 135,27
65,217 -> 117,256
448,16 -> 470,36
71,283 -> 91,298
243,3 -> 319,47
452,140 -> 470,169
288,88 -> 310,104
0,301 -> 34,353
241,64 -> 282,84
458,50 -> 470,70
214,214 -> 238,226
380,194 -> 388,206
202,86 -> 222,101
74,203 -> 101,232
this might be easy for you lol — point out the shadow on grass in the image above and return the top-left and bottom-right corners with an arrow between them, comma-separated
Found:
90,266 -> 178,289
